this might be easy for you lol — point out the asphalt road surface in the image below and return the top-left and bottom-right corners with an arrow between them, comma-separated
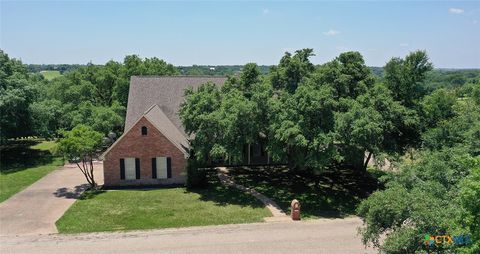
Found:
0,217 -> 376,254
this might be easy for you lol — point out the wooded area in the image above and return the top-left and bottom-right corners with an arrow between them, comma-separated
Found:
1,48 -> 479,253
179,49 -> 480,253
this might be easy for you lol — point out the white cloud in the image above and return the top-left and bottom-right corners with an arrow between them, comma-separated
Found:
449,8 -> 464,14
399,43 -> 409,47
323,29 -> 340,36
263,9 -> 270,15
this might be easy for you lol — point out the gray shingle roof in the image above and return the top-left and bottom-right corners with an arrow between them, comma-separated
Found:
144,104 -> 190,156
125,76 -> 227,136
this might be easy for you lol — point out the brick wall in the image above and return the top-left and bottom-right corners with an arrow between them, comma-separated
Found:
103,117 -> 187,187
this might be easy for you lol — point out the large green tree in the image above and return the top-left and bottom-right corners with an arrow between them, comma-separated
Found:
0,50 -> 38,141
357,85 -> 480,253
35,54 -> 178,137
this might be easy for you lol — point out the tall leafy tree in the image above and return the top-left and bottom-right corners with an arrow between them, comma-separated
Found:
270,49 -> 315,93
0,50 -> 37,141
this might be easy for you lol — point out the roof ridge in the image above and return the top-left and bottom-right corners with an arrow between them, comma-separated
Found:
143,104 -> 158,115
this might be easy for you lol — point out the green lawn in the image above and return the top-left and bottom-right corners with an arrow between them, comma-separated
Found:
0,140 -> 64,202
228,166 -> 381,219
40,70 -> 62,80
56,174 -> 271,233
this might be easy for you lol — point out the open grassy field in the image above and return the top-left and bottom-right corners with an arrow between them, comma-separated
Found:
40,70 -> 62,80
0,140 -> 64,202
56,173 -> 271,233
228,166 -> 381,219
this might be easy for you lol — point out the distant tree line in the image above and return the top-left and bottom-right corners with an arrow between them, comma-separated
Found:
177,65 -> 271,76
3,48 -> 479,144
1,50 -> 178,142
26,64 -> 86,74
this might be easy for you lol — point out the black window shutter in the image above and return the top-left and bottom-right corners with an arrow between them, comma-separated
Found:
135,158 -> 140,179
152,158 -> 157,179
167,157 -> 172,178
120,159 -> 125,180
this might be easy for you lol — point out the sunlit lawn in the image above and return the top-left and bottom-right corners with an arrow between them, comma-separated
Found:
40,70 -> 62,80
0,139 -> 63,202
56,173 -> 271,233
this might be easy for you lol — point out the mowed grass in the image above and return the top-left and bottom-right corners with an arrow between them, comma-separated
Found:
40,70 -> 62,80
0,140 -> 64,202
56,176 -> 271,233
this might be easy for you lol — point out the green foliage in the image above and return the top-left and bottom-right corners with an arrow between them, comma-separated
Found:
384,50 -> 433,107
459,167 -> 480,253
358,86 -> 480,253
180,83 -> 222,162
270,49 -> 315,93
57,125 -> 103,187
57,125 -> 103,160
181,49 -> 433,173
0,50 -> 37,141
177,65 -> 270,76
420,88 -> 457,128
29,99 -> 63,139
422,86 -> 480,154
358,148 -> 477,253
423,69 -> 480,90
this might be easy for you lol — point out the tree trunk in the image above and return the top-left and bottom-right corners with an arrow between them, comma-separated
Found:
363,152 -> 373,172
75,155 -> 96,189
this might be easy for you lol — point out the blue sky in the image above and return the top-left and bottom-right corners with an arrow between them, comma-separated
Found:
1,1 -> 479,68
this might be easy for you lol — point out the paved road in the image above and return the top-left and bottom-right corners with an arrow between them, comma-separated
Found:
0,217 -> 376,254
0,162 -> 103,236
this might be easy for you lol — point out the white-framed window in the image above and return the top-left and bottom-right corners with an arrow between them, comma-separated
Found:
152,157 -> 171,179
157,157 -> 168,179
124,157 -> 137,180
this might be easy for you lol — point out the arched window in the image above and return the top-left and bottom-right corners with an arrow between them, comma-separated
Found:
141,126 -> 148,136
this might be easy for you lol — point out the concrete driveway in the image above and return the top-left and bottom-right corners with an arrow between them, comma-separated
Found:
0,217 -> 376,254
0,162 -> 103,236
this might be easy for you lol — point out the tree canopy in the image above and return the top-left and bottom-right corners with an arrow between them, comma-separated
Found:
0,50 -> 178,141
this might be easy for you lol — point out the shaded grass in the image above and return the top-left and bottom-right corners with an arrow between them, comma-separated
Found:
56,173 -> 270,233
229,166 -> 381,219
0,139 -> 63,202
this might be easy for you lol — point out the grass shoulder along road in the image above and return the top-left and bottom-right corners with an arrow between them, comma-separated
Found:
0,139 -> 64,202
56,172 -> 271,233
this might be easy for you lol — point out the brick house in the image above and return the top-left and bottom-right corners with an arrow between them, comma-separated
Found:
102,76 -> 273,187
102,76 -> 227,187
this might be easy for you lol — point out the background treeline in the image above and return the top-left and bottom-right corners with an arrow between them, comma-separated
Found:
27,64 -> 86,74
2,48 -> 480,144
27,63 -> 480,89
1,51 -> 178,142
